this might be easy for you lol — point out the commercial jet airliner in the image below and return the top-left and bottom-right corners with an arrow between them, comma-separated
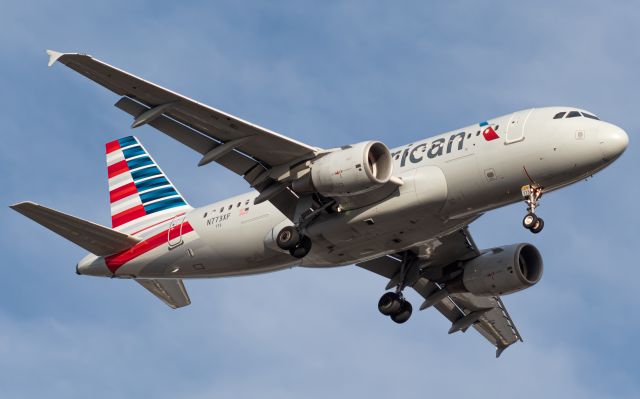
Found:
11,50 -> 629,357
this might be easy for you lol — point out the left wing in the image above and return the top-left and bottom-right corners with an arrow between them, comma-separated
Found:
47,50 -> 321,220
357,228 -> 522,357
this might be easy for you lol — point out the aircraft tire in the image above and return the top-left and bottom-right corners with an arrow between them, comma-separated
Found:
522,213 -> 538,229
530,218 -> 544,234
391,300 -> 412,324
277,226 -> 300,250
378,292 -> 402,316
289,236 -> 312,258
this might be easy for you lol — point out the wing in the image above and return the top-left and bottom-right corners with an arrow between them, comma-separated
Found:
136,279 -> 191,309
357,227 -> 522,357
47,50 -> 321,220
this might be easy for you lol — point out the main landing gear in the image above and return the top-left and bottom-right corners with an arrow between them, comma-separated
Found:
378,292 -> 413,323
521,184 -> 545,234
276,226 -> 312,258
377,251 -> 415,324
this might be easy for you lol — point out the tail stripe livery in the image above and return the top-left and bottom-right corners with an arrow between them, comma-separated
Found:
106,136 -> 191,233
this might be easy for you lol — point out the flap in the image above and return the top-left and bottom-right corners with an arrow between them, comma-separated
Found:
136,279 -> 191,309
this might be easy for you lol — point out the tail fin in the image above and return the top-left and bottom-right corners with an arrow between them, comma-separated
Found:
106,136 -> 191,234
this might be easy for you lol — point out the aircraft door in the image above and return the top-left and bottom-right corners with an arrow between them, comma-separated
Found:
505,109 -> 533,144
168,214 -> 186,248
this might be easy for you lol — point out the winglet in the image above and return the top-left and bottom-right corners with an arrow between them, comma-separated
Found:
496,345 -> 508,358
46,49 -> 64,67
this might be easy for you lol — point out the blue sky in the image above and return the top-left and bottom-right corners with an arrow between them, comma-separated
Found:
2,1 -> 639,397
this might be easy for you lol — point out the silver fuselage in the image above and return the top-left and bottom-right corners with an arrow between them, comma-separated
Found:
77,106 -> 628,279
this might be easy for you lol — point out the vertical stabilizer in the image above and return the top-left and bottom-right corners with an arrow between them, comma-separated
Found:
106,136 -> 191,234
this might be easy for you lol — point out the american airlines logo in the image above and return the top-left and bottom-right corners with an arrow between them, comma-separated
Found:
480,121 -> 500,141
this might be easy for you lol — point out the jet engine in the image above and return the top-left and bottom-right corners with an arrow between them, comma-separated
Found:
461,243 -> 543,296
294,141 -> 393,197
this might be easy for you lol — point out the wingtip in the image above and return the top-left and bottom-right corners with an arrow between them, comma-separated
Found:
9,201 -> 37,210
46,49 -> 64,67
495,346 -> 508,358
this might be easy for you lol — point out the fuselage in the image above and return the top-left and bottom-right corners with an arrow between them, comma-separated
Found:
77,106 -> 628,279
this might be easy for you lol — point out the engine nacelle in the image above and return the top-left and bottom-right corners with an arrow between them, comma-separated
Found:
462,243 -> 543,296
303,141 -> 393,196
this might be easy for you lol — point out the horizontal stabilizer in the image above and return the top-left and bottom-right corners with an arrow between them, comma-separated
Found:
10,201 -> 140,256
136,279 -> 191,309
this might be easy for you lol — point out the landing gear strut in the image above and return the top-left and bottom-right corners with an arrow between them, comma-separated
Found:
276,226 -> 312,258
521,184 -> 545,234
377,251 -> 415,324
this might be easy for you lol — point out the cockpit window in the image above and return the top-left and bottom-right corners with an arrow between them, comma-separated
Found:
582,112 -> 600,120
566,111 -> 581,118
553,112 -> 566,119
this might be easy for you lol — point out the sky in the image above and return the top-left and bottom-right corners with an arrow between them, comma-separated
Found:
1,1 -> 639,397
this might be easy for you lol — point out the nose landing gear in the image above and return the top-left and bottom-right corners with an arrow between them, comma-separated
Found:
521,184 -> 544,234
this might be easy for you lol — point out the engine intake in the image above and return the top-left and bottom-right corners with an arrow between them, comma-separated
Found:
297,141 -> 393,196
461,243 -> 543,296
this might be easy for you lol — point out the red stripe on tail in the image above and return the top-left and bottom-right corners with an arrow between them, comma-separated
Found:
106,140 -> 121,154
112,204 -> 147,228
107,160 -> 130,179
110,182 -> 138,203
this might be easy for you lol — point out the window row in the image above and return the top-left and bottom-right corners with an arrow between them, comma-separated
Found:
202,198 -> 252,218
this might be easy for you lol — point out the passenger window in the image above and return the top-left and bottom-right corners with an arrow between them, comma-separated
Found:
219,207 -> 224,213
245,199 -> 250,205
553,112 -> 566,119
237,202 -> 241,207
566,111 -> 581,118
228,204 -> 233,210
203,212 -> 207,218
582,113 -> 600,120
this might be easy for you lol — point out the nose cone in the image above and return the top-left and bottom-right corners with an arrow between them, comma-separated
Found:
600,126 -> 629,162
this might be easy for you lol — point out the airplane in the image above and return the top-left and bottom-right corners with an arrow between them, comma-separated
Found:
11,50 -> 629,357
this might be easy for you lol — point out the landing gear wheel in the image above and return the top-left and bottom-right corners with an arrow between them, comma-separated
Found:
378,292 -> 402,316
522,212 -> 538,229
530,218 -> 544,234
289,236 -> 312,258
390,300 -> 412,324
277,226 -> 300,250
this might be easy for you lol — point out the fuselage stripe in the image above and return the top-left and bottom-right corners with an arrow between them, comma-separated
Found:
105,222 -> 194,272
